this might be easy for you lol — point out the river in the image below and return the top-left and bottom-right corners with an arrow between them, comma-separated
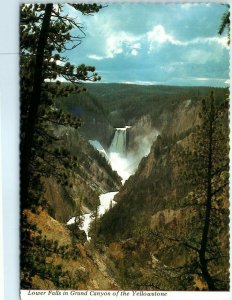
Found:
67,191 -> 118,240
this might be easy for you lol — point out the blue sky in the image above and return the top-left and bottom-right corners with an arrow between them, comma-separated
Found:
66,3 -> 229,87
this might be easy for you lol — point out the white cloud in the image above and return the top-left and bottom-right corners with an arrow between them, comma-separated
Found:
180,3 -> 203,10
88,54 -> 105,60
184,44 -> 226,64
147,24 -> 229,52
201,37 -> 229,48
188,77 -> 229,83
106,32 -> 141,58
131,49 -> 138,56
130,42 -> 141,56
185,49 -> 215,64
194,77 -> 211,81
147,25 -> 185,51
160,65 -> 175,73
181,36 -> 229,49
88,31 -> 142,59
121,80 -> 163,85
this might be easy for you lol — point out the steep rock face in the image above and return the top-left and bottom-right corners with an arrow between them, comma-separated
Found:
126,100 -> 200,163
159,99 -> 200,136
98,136 -> 179,241
127,115 -> 159,154
44,177 -> 76,223
44,126 -> 121,223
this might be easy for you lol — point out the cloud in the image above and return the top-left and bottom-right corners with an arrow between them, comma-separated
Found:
105,32 -> 141,58
88,54 -> 105,60
121,80 -> 162,85
147,25 -> 185,50
130,43 -> 141,56
182,36 -> 229,49
131,49 -> 138,56
201,37 -> 229,48
65,3 -> 229,87
88,32 -> 142,60
147,24 -> 229,52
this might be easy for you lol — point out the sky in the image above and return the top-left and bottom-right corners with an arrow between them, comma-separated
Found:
65,3 -> 230,87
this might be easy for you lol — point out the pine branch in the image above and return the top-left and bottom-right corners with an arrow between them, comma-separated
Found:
152,231 -> 200,252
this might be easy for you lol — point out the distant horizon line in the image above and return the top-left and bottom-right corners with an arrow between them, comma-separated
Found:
53,77 -> 229,88
81,81 -> 229,89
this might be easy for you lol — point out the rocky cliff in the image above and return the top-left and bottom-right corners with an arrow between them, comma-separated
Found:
43,125 -> 121,223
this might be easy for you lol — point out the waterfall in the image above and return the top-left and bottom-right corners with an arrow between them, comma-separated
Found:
109,127 -> 128,155
108,126 -> 132,183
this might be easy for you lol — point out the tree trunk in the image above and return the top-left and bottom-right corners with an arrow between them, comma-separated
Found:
198,98 -> 216,290
21,4 -> 53,208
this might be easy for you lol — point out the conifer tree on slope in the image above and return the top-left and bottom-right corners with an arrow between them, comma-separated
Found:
20,3 -> 102,209
20,3 -> 102,288
190,93 -> 229,290
154,93 -> 229,290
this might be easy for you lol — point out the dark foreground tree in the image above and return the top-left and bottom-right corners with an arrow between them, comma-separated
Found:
196,93 -> 229,290
20,3 -> 102,209
218,5 -> 230,45
20,3 -> 102,288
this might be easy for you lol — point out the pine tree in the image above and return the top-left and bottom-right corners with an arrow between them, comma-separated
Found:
89,198 -> 100,243
154,92 -> 229,290
218,6 -> 230,45
20,3 -> 103,288
20,3 -> 102,209
153,92 -> 229,290
189,92 -> 229,290
74,192 -> 84,227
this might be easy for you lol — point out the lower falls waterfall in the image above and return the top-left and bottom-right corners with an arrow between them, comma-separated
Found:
109,127 -> 128,155
109,126 -> 133,183
67,125 -> 158,240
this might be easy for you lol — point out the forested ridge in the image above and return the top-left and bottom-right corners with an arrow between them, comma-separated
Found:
56,83 -> 227,146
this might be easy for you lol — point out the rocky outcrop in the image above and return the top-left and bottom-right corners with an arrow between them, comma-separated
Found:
24,208 -> 120,290
159,99 -> 201,136
43,126 -> 121,223
128,115 -> 159,154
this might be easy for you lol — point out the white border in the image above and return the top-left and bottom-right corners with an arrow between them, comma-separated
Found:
20,290 -> 231,300
0,90 -> 5,300
0,0 -> 20,299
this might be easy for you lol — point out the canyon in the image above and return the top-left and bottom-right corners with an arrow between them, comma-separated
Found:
22,83 -> 229,290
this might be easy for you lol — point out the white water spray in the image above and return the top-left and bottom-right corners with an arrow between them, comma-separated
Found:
67,192 -> 118,240
108,126 -> 159,183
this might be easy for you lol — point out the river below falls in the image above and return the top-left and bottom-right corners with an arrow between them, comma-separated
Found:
67,191 -> 118,240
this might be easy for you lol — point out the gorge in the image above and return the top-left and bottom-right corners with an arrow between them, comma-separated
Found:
67,123 -> 158,238
22,83 -> 229,291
